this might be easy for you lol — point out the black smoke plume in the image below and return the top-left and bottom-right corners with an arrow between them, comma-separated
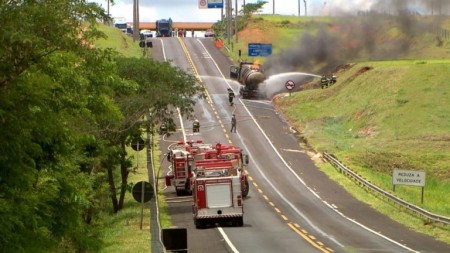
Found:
263,0 -> 448,76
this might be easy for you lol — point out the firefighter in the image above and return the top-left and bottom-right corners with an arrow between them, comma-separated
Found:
330,74 -> 337,85
158,124 -> 167,135
228,88 -> 235,106
230,114 -> 237,133
192,119 -> 200,133
320,75 -> 329,89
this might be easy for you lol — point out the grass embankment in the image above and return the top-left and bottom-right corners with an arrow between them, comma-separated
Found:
92,24 -> 170,252
94,24 -> 145,57
100,141 -> 170,253
274,60 -> 450,243
223,14 -> 450,244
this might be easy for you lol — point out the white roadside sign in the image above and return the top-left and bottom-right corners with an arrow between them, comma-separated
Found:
392,169 -> 426,187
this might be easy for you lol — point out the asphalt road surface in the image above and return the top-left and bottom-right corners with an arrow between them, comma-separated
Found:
150,37 -> 450,253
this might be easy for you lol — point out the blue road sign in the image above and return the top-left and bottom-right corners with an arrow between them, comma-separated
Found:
208,0 -> 223,8
248,43 -> 272,57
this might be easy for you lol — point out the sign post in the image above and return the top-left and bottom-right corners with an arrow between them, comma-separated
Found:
285,80 -> 295,96
392,169 -> 426,203
131,137 -> 145,170
132,181 -> 154,229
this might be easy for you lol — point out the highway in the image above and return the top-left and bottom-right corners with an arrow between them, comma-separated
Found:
151,37 -> 450,253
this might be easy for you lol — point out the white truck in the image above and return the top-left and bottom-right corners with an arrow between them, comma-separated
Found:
113,17 -> 127,33
192,174 -> 244,228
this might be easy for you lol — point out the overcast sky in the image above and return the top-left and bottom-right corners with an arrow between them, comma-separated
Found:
88,0 -> 436,22
89,0 -> 385,22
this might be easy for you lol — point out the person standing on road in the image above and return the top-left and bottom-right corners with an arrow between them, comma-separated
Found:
230,114 -> 236,133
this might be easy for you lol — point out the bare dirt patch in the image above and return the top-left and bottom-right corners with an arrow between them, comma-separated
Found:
238,21 -> 277,44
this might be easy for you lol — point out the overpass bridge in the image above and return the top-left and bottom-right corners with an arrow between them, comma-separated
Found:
129,22 -> 215,31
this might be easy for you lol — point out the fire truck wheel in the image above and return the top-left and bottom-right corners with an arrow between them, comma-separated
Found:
242,180 -> 249,197
238,217 -> 244,226
185,182 -> 192,195
233,217 -> 244,227
194,218 -> 205,229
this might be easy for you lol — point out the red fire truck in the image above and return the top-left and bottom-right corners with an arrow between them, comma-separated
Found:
165,149 -> 193,195
192,171 -> 244,228
165,140 -> 249,197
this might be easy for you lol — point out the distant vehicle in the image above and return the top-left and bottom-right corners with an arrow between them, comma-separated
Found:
205,29 -> 215,37
140,29 -> 153,38
113,17 -> 127,33
126,26 -> 133,35
156,18 -> 173,37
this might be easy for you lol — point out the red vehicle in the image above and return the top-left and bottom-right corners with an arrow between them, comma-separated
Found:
192,172 -> 244,228
165,140 -> 250,197
165,149 -> 193,195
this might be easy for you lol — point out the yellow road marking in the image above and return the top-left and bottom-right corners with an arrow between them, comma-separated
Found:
288,223 -> 332,253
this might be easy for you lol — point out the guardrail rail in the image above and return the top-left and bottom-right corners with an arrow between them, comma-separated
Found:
323,152 -> 450,226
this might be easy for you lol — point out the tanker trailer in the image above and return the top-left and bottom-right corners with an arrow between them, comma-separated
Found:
230,62 -> 266,99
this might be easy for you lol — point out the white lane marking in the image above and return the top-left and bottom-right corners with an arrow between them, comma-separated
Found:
281,148 -> 305,153
218,227 -> 240,253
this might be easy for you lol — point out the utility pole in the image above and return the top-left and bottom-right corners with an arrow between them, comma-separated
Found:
273,0 -> 275,14
136,0 -> 139,31
304,0 -> 307,16
133,0 -> 140,41
298,0 -> 300,17
235,0 -> 238,43
227,0 -> 231,45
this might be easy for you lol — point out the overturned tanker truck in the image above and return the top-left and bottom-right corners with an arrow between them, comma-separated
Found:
230,61 -> 266,99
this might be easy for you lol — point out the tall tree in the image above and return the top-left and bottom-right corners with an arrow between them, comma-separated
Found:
1,0 -> 205,251
241,1 -> 267,18
0,1 -> 119,252
108,57 -> 204,211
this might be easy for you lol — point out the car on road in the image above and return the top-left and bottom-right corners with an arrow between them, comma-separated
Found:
205,29 -> 215,37
140,29 -> 153,38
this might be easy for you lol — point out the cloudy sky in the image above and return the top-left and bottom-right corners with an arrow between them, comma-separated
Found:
88,0 -> 437,22
88,0 -> 383,22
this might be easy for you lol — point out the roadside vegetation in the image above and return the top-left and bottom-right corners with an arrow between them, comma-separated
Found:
0,1 -> 198,252
219,4 -> 450,245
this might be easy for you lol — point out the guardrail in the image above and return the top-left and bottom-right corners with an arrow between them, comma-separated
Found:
323,152 -> 450,226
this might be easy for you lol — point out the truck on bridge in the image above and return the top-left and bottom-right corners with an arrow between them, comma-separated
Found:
156,18 -> 173,37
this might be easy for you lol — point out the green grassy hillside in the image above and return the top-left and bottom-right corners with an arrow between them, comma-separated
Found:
94,24 -> 144,57
274,59 -> 450,206
274,59 -> 450,243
